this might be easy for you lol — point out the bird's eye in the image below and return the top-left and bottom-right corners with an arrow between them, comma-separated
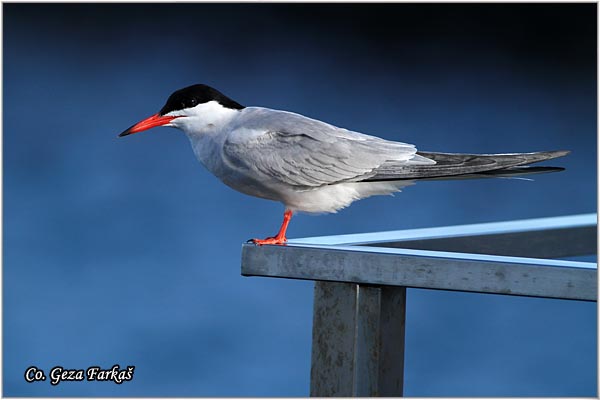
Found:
189,98 -> 197,107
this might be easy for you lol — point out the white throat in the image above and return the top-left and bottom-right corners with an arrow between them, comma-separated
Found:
170,100 -> 241,136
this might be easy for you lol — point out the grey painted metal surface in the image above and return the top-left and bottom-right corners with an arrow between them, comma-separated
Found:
310,282 -> 406,397
310,282 -> 356,396
288,213 -> 597,247
365,225 -> 596,258
378,286 -> 406,396
242,245 -> 596,301
242,214 -> 597,301
241,213 -> 597,397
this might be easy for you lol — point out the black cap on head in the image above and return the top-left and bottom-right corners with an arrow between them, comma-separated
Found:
159,84 -> 245,115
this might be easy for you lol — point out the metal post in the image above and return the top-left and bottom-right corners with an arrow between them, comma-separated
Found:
310,282 -> 406,396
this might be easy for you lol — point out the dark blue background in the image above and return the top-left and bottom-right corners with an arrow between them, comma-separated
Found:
4,3 -> 597,396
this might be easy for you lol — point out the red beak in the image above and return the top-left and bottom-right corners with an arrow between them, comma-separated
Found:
118,113 -> 179,137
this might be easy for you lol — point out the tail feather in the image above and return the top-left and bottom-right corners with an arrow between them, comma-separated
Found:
421,166 -> 565,181
366,150 -> 569,181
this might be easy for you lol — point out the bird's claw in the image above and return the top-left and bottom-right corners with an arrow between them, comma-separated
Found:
251,236 -> 287,246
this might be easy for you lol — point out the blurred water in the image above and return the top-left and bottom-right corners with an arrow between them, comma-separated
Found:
3,4 -> 596,396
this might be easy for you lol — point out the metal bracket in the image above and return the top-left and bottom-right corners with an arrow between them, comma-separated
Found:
241,213 -> 597,396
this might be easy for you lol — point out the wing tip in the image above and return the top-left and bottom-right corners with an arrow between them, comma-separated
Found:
547,149 -> 570,158
530,149 -> 570,162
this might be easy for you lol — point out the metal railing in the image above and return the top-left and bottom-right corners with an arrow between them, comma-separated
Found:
241,213 -> 597,396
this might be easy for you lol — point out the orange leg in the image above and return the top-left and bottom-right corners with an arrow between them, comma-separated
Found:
252,210 -> 293,245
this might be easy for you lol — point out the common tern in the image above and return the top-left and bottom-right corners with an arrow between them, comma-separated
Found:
119,84 -> 568,245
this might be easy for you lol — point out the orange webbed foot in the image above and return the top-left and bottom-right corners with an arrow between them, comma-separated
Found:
251,236 -> 287,246
250,210 -> 293,246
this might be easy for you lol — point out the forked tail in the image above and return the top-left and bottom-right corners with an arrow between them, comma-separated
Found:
366,150 -> 569,181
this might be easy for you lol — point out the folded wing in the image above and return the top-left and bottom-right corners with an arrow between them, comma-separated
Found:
223,108 -> 431,188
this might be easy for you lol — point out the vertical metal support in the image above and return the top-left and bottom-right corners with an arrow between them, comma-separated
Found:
379,286 -> 407,396
310,281 -> 406,397
310,282 -> 356,397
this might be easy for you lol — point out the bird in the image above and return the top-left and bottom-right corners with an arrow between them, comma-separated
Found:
118,84 -> 569,245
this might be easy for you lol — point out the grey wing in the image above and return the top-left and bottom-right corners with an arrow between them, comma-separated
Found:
367,150 -> 570,181
222,108 -> 431,188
